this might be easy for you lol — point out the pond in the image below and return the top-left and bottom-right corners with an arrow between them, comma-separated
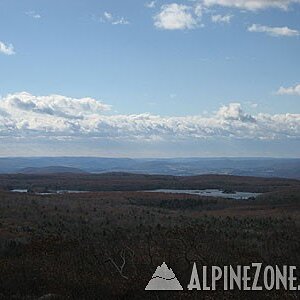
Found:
10,189 -> 87,195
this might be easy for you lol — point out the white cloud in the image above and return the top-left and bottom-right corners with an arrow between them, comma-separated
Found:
276,83 -> 300,95
102,11 -> 129,25
104,12 -> 113,21
0,41 -> 15,55
202,0 -> 300,11
194,3 -> 204,17
0,92 -> 299,141
154,3 -> 200,30
146,1 -> 157,8
248,24 -> 299,36
25,11 -> 41,19
211,14 -> 233,23
112,18 -> 130,25
0,92 -> 110,121
216,103 -> 255,122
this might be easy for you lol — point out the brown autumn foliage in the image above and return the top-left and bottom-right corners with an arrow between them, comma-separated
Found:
1,173 -> 299,193
0,174 -> 299,299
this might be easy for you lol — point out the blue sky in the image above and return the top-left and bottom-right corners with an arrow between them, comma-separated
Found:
0,0 -> 299,157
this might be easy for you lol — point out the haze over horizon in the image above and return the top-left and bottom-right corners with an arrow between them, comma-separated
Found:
1,0 -> 299,157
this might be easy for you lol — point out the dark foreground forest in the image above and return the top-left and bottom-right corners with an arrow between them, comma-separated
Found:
0,174 -> 300,299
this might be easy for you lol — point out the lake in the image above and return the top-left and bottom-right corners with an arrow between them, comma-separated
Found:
145,189 -> 261,200
10,188 -> 261,199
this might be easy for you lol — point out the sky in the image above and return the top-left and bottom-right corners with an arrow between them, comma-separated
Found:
0,0 -> 299,157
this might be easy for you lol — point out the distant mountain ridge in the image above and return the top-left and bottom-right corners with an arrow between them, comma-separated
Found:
0,157 -> 299,179
20,166 -> 87,174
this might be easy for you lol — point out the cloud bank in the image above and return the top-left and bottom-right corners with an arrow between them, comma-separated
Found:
0,93 -> 299,143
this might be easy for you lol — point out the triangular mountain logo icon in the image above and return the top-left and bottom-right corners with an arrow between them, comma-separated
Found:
145,262 -> 183,290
